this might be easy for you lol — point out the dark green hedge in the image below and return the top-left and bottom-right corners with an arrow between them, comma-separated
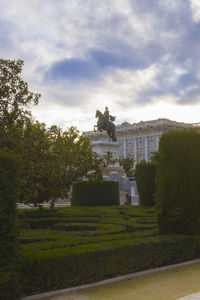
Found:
21,234 -> 200,296
19,217 -> 67,229
135,162 -> 157,206
0,148 -> 22,300
71,180 -> 119,206
54,222 -> 99,231
156,129 -> 200,234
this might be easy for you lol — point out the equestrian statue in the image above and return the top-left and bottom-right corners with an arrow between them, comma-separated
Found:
94,107 -> 117,142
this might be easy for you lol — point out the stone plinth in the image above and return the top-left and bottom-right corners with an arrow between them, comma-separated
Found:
102,166 -> 125,176
91,140 -> 125,176
91,141 -> 119,159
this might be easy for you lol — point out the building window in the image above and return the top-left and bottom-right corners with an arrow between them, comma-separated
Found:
128,139 -> 133,145
150,136 -> 155,143
119,140 -> 123,145
139,137 -> 143,143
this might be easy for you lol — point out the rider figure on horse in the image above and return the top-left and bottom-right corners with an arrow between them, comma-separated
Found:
94,107 -> 117,142
103,107 -> 115,129
103,107 -> 110,128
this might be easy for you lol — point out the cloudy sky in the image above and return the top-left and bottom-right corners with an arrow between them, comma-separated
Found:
1,0 -> 200,131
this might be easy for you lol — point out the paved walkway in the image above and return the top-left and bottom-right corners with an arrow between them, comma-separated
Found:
23,259 -> 200,300
178,293 -> 200,299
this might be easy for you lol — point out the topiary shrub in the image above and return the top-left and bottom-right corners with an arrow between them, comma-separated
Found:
21,234 -> 200,295
0,148 -> 22,300
155,129 -> 200,235
135,162 -> 157,206
71,180 -> 119,206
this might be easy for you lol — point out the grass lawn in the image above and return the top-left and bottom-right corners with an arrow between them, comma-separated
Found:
41,261 -> 200,300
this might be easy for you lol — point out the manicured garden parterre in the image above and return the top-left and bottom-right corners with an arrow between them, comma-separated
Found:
18,206 -> 200,297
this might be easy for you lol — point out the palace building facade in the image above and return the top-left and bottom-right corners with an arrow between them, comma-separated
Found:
85,118 -> 198,166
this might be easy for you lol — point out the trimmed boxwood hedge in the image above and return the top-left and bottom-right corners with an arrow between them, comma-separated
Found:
71,180 -> 119,206
54,222 -> 126,234
156,129 -> 200,234
0,148 -> 22,300
21,234 -> 200,296
19,206 -> 200,297
135,162 -> 157,206
19,217 -> 67,230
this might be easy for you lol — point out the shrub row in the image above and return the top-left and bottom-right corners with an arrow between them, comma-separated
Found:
54,222 -> 126,234
135,162 -> 157,206
71,180 -> 119,206
19,206 -> 147,220
0,149 -> 21,300
19,217 -> 67,229
20,225 -> 158,250
19,216 -> 129,230
54,222 -> 98,231
21,234 -> 200,296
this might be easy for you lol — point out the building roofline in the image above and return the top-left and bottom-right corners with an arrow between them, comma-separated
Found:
85,118 -> 198,134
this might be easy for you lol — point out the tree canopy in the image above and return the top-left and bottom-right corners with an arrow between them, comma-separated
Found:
18,122 -> 115,206
0,58 -> 115,206
119,157 -> 134,177
0,59 -> 40,127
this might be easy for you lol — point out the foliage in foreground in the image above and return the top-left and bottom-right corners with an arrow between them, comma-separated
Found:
0,148 -> 22,300
156,129 -> 200,234
18,206 -> 200,296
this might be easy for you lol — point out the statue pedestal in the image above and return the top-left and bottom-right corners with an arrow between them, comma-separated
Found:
91,141 -> 125,176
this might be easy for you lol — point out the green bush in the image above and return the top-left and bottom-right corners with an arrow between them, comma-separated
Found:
71,180 -> 119,206
54,222 -> 98,231
18,207 -> 199,296
54,222 -> 126,234
156,129 -> 200,234
18,208 -> 57,219
0,148 -> 22,300
19,206 -> 200,296
21,234 -> 200,295
135,162 -> 157,206
19,217 -> 67,230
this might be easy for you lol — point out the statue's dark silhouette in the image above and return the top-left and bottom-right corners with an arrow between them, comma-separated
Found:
94,107 -> 117,142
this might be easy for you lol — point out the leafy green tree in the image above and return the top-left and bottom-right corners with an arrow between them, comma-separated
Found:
0,59 -> 115,206
0,59 -> 40,127
17,124 -> 115,206
18,120 -> 58,206
0,59 -> 40,151
119,157 -> 134,177
50,126 -> 116,184
85,151 -> 116,180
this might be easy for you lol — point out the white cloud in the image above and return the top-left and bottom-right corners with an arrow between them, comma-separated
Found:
190,0 -> 200,23
0,0 -> 200,130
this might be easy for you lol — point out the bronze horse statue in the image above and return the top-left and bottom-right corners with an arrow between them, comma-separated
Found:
94,109 -> 117,142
